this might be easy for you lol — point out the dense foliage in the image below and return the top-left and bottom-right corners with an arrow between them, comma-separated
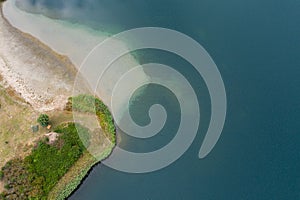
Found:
0,94 -> 115,200
0,159 -> 31,200
0,123 -> 90,200
67,95 -> 116,143
37,114 -> 50,127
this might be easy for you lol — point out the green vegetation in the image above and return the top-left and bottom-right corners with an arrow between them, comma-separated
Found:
67,94 -> 116,143
0,94 -> 116,200
37,114 -> 50,127
48,152 -> 97,200
49,145 -> 114,200
1,123 -> 90,200
0,170 -> 3,180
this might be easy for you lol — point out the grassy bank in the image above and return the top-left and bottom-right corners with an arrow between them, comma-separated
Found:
47,95 -> 117,200
47,145 -> 114,200
0,123 -> 90,199
66,94 -> 116,143
0,94 -> 116,199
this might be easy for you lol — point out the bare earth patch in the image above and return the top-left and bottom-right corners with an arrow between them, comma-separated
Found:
0,84 -> 41,192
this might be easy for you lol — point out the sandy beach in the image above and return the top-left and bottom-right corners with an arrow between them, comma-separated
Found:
0,3 -> 112,197
2,0 -> 151,117
0,3 -> 88,112
0,1 -> 148,198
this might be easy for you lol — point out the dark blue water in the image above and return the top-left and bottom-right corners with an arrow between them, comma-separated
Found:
17,0 -> 300,199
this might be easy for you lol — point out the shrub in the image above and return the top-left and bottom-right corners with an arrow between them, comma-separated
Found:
0,171 -> 4,180
4,185 -> 10,190
37,114 -> 49,127
1,123 -> 90,199
0,171 -> 3,180
0,192 -> 5,200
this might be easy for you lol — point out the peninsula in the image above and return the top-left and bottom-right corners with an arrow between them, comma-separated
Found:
0,2 -> 115,199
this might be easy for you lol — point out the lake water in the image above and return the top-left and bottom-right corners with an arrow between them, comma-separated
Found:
15,0 -> 300,199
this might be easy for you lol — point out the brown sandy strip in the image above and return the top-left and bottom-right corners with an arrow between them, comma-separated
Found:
0,3 -> 90,111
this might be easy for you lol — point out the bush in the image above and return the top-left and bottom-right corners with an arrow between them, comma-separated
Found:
4,185 -> 10,190
37,114 -> 49,127
1,123 -> 90,199
0,171 -> 3,180
0,193 -> 5,199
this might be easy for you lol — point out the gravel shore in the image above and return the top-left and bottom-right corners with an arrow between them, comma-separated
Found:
0,3 -> 88,111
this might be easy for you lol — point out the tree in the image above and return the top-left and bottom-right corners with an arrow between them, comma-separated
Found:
37,114 -> 50,127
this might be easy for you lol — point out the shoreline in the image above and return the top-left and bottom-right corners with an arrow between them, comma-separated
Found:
1,0 -> 150,198
2,0 -> 151,113
0,3 -> 89,111
0,2 -> 114,199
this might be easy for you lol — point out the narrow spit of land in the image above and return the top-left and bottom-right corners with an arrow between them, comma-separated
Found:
0,3 -> 116,200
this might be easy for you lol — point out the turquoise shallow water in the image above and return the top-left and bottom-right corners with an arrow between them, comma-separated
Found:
17,0 -> 300,199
